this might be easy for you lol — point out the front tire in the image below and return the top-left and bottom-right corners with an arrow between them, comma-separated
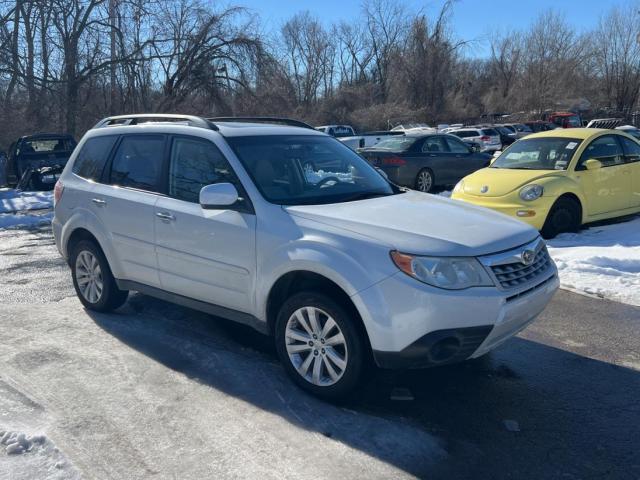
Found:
415,168 -> 434,193
541,197 -> 581,239
275,292 -> 366,400
70,240 -> 128,312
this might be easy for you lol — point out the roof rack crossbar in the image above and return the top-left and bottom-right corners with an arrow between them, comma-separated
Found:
93,114 -> 218,131
207,116 -> 315,130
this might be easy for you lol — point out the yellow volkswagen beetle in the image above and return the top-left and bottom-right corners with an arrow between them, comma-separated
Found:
451,128 -> 640,238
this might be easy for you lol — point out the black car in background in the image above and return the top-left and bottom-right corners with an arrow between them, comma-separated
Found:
5,133 -> 77,190
494,125 -> 516,147
359,134 -> 492,193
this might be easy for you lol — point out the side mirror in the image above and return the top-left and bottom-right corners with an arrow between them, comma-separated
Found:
469,144 -> 480,153
199,183 -> 239,209
584,159 -> 603,170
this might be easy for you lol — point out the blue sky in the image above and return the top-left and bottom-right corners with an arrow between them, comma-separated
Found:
238,0 -> 626,57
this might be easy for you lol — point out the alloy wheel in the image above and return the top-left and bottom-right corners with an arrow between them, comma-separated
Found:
417,170 -> 433,192
75,250 -> 104,304
285,306 -> 348,387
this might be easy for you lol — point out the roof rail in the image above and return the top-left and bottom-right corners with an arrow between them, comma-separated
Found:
93,114 -> 218,130
207,116 -> 315,130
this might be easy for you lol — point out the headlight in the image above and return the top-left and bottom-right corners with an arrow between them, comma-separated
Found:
390,251 -> 493,290
453,180 -> 464,193
519,184 -> 543,201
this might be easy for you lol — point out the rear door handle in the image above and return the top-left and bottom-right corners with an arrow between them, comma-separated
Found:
156,211 -> 175,222
91,198 -> 106,207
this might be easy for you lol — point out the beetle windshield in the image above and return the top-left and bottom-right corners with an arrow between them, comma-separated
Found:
227,135 -> 395,205
491,137 -> 582,170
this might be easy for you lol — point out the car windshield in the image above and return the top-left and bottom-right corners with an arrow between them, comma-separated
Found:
227,135 -> 394,205
19,138 -> 73,154
372,137 -> 416,151
491,137 -> 582,170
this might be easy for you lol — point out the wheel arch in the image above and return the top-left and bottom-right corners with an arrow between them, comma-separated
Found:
265,270 -> 373,353
66,228 -> 107,266
554,192 -> 584,223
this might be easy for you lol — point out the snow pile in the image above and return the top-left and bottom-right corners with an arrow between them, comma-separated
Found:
0,189 -> 53,214
0,189 -> 53,229
0,210 -> 53,229
547,216 -> 640,306
0,429 -> 80,480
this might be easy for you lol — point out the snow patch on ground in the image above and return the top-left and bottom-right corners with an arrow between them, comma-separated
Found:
0,429 -> 80,480
0,189 -> 53,229
0,189 -> 53,213
547,216 -> 640,306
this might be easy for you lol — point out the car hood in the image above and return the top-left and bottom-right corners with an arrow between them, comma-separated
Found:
285,191 -> 538,257
460,168 -> 564,197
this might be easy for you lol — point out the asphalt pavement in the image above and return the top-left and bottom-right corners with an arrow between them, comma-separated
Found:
0,224 -> 638,479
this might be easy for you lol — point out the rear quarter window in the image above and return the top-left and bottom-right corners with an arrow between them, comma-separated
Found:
72,136 -> 118,181
453,131 -> 477,138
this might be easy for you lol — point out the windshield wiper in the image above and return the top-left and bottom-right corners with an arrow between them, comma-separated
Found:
341,191 -> 393,202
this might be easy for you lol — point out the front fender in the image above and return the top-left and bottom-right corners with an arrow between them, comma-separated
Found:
538,176 -> 587,220
256,239 -> 395,322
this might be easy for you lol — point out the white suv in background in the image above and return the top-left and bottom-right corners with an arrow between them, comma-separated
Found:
450,127 -> 502,152
53,114 -> 558,399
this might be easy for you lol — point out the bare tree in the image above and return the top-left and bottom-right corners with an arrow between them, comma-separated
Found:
594,4 -> 640,114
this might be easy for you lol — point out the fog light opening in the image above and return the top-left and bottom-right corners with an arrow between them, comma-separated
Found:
517,210 -> 536,217
430,337 -> 462,363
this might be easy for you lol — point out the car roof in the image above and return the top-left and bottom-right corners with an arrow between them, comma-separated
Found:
524,128 -> 608,140
21,133 -> 75,140
86,120 -> 325,139
214,122 -> 325,137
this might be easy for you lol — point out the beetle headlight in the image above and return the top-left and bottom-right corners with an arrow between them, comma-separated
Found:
519,184 -> 543,201
390,251 -> 493,290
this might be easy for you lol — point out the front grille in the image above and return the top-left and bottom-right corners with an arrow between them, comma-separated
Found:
491,246 -> 552,289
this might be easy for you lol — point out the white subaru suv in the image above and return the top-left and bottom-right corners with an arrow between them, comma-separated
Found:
53,115 -> 559,399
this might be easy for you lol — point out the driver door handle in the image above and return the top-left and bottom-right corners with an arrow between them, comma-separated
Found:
156,211 -> 175,222
91,198 -> 106,207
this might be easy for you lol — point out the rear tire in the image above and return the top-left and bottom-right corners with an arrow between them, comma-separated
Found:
275,292 -> 366,400
541,197 -> 581,239
70,239 -> 128,312
415,168 -> 434,193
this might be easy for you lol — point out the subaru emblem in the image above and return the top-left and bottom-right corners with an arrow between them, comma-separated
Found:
521,249 -> 535,266
480,185 -> 489,193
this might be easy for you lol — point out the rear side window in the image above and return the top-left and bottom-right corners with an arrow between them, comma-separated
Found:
168,136 -> 246,205
421,136 -> 448,153
482,129 -> 498,136
110,135 -> 165,192
72,136 -> 118,181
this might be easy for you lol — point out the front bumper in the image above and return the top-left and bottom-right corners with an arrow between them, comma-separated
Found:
352,261 -> 559,369
450,191 -> 556,230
